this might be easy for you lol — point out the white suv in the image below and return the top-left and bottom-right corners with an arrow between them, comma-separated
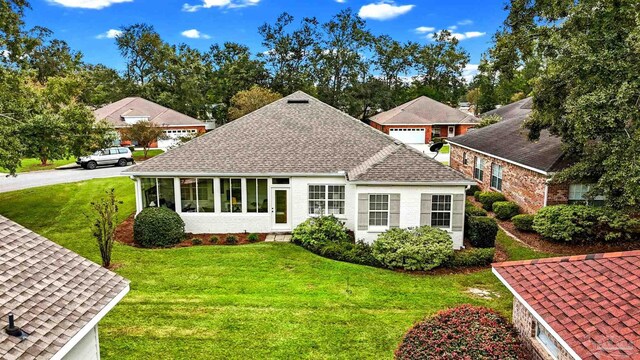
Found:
77,147 -> 134,170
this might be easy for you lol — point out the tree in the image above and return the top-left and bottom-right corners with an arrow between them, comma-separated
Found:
121,120 -> 166,159
28,37 -> 83,84
78,64 -> 131,107
476,114 -> 502,129
116,23 -> 166,87
228,85 -> 282,120
89,188 -> 122,268
19,110 -> 67,165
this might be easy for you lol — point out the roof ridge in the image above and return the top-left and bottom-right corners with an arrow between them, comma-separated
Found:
347,144 -> 401,180
492,250 -> 640,268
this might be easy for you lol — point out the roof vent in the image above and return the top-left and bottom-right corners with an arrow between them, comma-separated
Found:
287,99 -> 309,104
5,313 -> 28,341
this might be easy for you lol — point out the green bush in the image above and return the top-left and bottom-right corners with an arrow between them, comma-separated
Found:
477,191 -> 506,211
465,204 -> 488,217
445,248 -> 495,268
191,238 -> 202,245
291,215 -> 351,250
372,226 -> 454,271
247,233 -> 259,243
225,235 -> 238,245
317,240 -> 382,267
492,201 -> 520,220
512,214 -> 535,232
210,235 -> 219,244
466,216 -> 498,248
466,185 -> 481,196
133,207 -> 185,248
473,191 -> 482,201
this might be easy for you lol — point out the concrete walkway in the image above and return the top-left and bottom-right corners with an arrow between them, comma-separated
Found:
265,234 -> 291,242
0,165 -> 133,193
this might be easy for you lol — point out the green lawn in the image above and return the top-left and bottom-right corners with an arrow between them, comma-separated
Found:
133,149 -> 164,161
0,157 -> 76,173
440,143 -> 450,154
0,178 -> 550,359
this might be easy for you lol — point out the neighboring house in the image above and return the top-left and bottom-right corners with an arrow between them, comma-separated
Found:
94,97 -> 206,149
368,96 -> 479,144
0,215 -> 129,360
123,91 -> 474,248
448,98 -> 600,214
493,251 -> 640,360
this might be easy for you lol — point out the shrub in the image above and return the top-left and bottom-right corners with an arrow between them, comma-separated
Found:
225,235 -> 238,245
133,207 -> 185,248
492,201 -> 520,220
247,233 -> 259,243
473,190 -> 482,201
191,238 -> 202,245
291,215 -> 351,250
317,240 -> 382,267
465,204 -> 487,217
372,227 -> 454,271
445,248 -> 495,268
465,185 -> 481,196
396,305 -> 527,360
477,191 -> 506,211
512,214 -> 535,232
210,235 -> 219,244
466,216 -> 498,248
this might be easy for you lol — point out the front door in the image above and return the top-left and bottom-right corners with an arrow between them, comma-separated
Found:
448,126 -> 456,137
272,188 -> 290,229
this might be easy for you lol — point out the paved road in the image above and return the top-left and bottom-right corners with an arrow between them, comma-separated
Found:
0,165 -> 134,193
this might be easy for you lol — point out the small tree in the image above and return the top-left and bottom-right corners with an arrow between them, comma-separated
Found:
89,189 -> 122,268
228,85 -> 282,120
476,114 -> 502,129
121,120 -> 166,159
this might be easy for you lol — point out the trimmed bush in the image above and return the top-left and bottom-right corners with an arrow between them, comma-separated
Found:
317,240 -> 382,267
465,204 -> 488,217
247,233 -> 259,243
445,248 -> 495,268
466,216 -> 498,248
372,226 -> 453,271
465,185 -> 481,196
291,215 -> 351,250
210,235 -> 219,244
395,305 -> 528,360
492,201 -> 520,220
225,235 -> 238,245
473,190 -> 482,201
133,207 -> 185,248
477,191 -> 506,211
191,238 -> 202,246
512,214 -> 535,232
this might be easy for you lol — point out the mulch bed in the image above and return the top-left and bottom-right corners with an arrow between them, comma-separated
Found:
115,213 -> 267,248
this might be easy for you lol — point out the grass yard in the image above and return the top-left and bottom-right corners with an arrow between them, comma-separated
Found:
133,149 -> 164,161
0,178 -> 550,359
0,157 -> 76,173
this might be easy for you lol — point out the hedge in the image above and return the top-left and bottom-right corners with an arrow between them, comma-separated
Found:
492,201 -> 520,220
396,305 -> 528,360
133,207 -> 185,248
372,227 -> 453,271
466,216 -> 498,248
445,248 -> 495,268
512,214 -> 535,232
465,204 -> 488,217
466,185 -> 481,196
473,191 -> 482,201
477,191 -> 506,211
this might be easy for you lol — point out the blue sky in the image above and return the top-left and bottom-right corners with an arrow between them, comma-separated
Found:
25,0 -> 508,80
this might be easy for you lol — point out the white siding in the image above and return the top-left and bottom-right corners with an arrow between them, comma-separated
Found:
61,325 -> 100,360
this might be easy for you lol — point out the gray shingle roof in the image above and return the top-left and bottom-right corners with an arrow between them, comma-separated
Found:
369,96 -> 479,125
0,216 -> 129,360
125,91 -> 472,184
448,97 -> 569,173
94,97 -> 204,128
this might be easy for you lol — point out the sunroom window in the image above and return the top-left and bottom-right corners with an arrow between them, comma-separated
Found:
180,178 -> 214,213
247,179 -> 268,213
220,178 -> 242,213
141,178 -> 175,211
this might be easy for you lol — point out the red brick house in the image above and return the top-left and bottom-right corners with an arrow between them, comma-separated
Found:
447,98 -> 602,214
369,96 -> 479,144
493,251 -> 640,360
94,97 -> 206,149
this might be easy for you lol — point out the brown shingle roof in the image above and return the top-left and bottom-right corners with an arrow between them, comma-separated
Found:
369,96 -> 479,125
0,216 -> 129,360
124,91 -> 473,184
94,97 -> 204,128
493,251 -> 640,360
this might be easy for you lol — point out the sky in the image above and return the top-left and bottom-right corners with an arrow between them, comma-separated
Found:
24,0 -> 509,81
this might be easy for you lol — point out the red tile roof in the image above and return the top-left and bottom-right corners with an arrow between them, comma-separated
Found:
493,251 -> 640,360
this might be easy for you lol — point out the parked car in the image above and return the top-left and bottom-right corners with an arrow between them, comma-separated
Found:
77,147 -> 134,170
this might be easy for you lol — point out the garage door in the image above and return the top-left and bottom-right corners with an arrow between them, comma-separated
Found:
388,128 -> 425,144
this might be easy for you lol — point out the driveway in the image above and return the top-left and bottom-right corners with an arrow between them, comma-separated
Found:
408,144 -> 451,164
0,165 -> 133,193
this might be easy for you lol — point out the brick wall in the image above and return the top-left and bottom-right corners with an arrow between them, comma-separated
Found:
512,298 -> 573,360
450,144 -> 567,213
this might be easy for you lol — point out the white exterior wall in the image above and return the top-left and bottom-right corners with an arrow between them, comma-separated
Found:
354,184 -> 465,249
61,325 -> 100,360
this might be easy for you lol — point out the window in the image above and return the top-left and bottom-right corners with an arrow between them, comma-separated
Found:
118,148 -> 128,154
179,178 -> 214,213
308,185 -> 345,216
474,157 -> 484,181
272,178 -> 290,184
431,195 -> 452,229
368,194 -> 389,228
432,127 -> 441,138
141,178 -> 175,211
491,163 -> 503,191
220,178 -> 242,213
246,179 -> 268,213
536,322 -> 559,359
463,152 -> 468,165
568,184 -> 605,206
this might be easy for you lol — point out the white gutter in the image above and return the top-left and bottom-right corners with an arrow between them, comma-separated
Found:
448,141 -> 551,176
380,123 -> 479,126
123,171 -> 347,177
492,268 -> 582,360
349,180 -> 476,186
51,284 -> 130,360
543,183 -> 549,207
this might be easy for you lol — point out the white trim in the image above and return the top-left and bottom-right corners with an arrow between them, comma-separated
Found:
372,122 -> 478,126
125,171 -> 347,178
448,141 -> 551,176
348,180 -> 475,186
543,183 -> 549,207
492,269 -> 582,360
51,285 -> 130,360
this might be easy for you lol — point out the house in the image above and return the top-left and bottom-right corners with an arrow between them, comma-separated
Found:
368,96 -> 479,144
0,215 -> 129,360
123,91 -> 474,248
493,251 -> 640,360
447,97 -> 600,214
94,97 -> 207,149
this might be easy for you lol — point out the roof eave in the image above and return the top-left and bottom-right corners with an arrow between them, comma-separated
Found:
349,180 -> 476,186
123,171 -> 348,178
447,140 -> 551,176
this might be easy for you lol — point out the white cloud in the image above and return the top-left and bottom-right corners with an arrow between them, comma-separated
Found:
182,0 -> 259,12
448,25 -> 457,30
181,29 -> 211,39
463,64 -> 479,83
335,0 -> 346,2
358,1 -> 415,21
457,19 -> 473,26
431,30 -> 486,41
414,26 -> 435,34
96,29 -> 122,39
47,0 -> 132,9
